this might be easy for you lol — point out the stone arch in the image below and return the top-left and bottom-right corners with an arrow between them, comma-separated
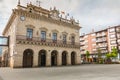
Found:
51,50 -> 58,66
39,27 -> 48,32
23,49 -> 33,68
38,49 -> 47,67
62,51 -> 68,65
52,29 -> 59,33
71,51 -> 76,65
25,24 -> 35,29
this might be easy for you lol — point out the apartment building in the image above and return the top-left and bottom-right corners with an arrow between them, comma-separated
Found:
95,29 -> 108,58
1,2 -> 81,68
80,32 -> 96,62
80,25 -> 120,61
108,25 -> 120,58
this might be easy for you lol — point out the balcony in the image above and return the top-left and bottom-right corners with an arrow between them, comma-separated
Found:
96,34 -> 106,38
80,42 -> 85,46
16,35 -> 80,48
116,29 -> 120,33
80,38 -> 84,42
96,39 -> 107,43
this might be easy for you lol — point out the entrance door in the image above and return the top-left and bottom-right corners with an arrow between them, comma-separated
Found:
23,49 -> 33,68
71,52 -> 76,65
51,51 -> 57,66
38,50 -> 46,67
62,52 -> 67,65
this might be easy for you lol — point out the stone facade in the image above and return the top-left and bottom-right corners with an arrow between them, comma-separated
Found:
0,56 -> 1,67
2,3 -> 81,68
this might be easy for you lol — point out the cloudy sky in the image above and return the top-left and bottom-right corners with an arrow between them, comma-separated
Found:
0,0 -> 120,35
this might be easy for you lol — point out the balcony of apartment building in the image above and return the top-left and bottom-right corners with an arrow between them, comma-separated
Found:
116,27 -> 120,33
117,34 -> 120,39
80,42 -> 85,46
80,38 -> 84,42
96,44 -> 108,48
96,38 -> 107,43
80,48 -> 85,51
117,39 -> 120,45
96,32 -> 106,38
16,35 -> 80,48
101,50 -> 108,53
109,28 -> 115,33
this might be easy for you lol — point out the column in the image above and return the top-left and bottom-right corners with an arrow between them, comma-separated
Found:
57,52 -> 62,66
33,50 -> 38,67
67,53 -> 71,65
46,51 -> 51,67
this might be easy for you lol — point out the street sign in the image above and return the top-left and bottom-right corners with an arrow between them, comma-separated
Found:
0,36 -> 9,46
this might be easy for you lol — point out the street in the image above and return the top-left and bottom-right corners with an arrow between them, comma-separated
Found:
0,64 -> 120,80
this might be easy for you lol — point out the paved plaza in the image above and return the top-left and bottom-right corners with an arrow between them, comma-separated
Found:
0,64 -> 120,80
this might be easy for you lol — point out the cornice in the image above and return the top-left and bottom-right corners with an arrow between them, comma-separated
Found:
15,9 -> 81,30
2,10 -> 16,35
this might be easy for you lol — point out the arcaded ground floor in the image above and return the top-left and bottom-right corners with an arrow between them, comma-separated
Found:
2,45 -> 80,68
0,64 -> 120,80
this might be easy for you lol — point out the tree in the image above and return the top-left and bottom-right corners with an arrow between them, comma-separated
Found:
97,48 -> 103,64
86,51 -> 90,62
106,53 -> 112,63
106,53 -> 111,59
111,47 -> 118,58
111,47 -> 118,62
105,47 -> 118,63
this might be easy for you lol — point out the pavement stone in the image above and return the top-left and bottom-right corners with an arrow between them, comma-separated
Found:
0,64 -> 120,80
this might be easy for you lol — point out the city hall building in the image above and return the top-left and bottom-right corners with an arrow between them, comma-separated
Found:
2,2 -> 81,68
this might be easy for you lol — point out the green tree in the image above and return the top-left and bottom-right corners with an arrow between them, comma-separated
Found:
111,47 -> 118,58
106,53 -> 111,59
105,47 -> 118,63
97,48 -> 103,64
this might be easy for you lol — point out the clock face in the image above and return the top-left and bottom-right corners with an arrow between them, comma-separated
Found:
20,16 -> 25,21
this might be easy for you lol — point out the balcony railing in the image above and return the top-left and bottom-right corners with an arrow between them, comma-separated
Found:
96,34 -> 106,38
16,35 -> 80,48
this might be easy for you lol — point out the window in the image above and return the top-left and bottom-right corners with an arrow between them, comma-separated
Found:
41,31 -> 46,42
92,44 -> 96,46
110,35 -> 115,38
71,36 -> 75,45
91,33 -> 95,36
27,28 -> 33,39
63,35 -> 67,44
111,41 -> 116,44
84,35 -> 88,38
52,33 -> 57,42
109,28 -> 115,32
29,8 -> 32,13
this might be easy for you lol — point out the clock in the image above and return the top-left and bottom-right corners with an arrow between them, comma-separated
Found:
20,16 -> 25,21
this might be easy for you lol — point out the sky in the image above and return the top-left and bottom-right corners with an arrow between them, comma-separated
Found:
0,0 -> 120,35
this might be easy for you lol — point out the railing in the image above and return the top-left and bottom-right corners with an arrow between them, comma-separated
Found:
16,35 -> 80,48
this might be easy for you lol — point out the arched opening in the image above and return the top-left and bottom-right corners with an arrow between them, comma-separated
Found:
23,49 -> 33,68
51,50 -> 58,66
71,52 -> 76,65
38,50 -> 46,67
62,51 -> 67,65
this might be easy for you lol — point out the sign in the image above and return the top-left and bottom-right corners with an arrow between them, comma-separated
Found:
0,36 -> 9,46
